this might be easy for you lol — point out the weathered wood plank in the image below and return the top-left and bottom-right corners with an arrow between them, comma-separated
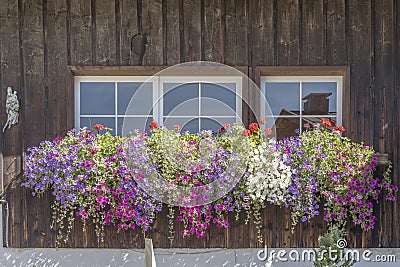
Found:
183,0 -> 202,62
326,0 -> 346,65
70,0 -> 92,65
248,0 -> 274,66
203,0 -> 223,62
164,0 -> 180,65
1,0 -> 24,247
0,0 -> 23,156
347,0 -> 372,143
393,0 -> 400,247
45,0 -> 69,247
46,0 -> 68,139
374,0 -> 394,247
146,204 -> 168,248
119,0 -> 139,65
141,0 -> 163,65
95,0 -> 117,65
347,0 -> 373,247
224,0 -> 248,66
301,0 -> 325,65
276,0 -> 300,65
68,65 -> 166,76
21,0 -> 48,247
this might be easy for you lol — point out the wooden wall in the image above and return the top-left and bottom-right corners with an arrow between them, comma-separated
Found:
0,0 -> 399,248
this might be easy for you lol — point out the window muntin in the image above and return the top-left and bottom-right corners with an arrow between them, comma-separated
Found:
261,76 -> 343,139
159,77 -> 241,132
75,76 -> 242,135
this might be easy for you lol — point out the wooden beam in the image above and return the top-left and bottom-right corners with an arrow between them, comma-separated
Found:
67,65 -> 249,76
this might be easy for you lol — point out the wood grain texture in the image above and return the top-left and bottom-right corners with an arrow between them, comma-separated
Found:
183,0 -> 202,62
374,0 -> 394,247
301,0 -> 325,65
248,0 -> 273,66
70,0 -> 92,65
119,0 -> 138,65
45,0 -> 69,247
21,0 -> 48,248
347,0 -> 372,144
0,0 -> 24,247
224,0 -> 248,65
141,0 -> 163,65
95,0 -> 117,65
347,0 -> 374,247
203,0 -> 223,62
164,0 -> 180,65
276,0 -> 300,65
393,0 -> 400,247
326,0 -> 346,65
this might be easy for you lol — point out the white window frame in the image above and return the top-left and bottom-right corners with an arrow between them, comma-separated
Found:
260,76 -> 343,133
74,76 -> 242,134
74,76 -> 156,135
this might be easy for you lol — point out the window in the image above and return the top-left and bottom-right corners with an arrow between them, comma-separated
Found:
75,76 -> 242,135
260,76 -> 343,139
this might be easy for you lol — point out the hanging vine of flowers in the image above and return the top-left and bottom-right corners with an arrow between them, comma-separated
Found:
22,120 -> 398,245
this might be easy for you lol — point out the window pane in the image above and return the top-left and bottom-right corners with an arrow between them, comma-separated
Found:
302,82 -> 337,114
163,83 -> 199,116
80,82 -> 115,115
80,117 -> 116,135
163,117 -> 199,133
265,82 -> 300,116
117,82 -> 153,115
118,117 -> 152,136
201,83 -> 236,116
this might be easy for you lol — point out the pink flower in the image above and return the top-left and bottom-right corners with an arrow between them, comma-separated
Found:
223,123 -> 231,129
264,128 -> 272,135
260,119 -> 266,124
174,124 -> 180,131
249,123 -> 259,132
321,190 -> 329,197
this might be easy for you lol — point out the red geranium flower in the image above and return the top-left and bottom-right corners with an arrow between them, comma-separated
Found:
223,123 -> 231,129
260,119 -> 266,124
264,128 -> 272,135
320,118 -> 335,127
249,123 -> 259,132
218,127 -> 224,134
149,121 -> 158,130
335,126 -> 345,133
242,129 -> 250,136
174,124 -> 180,131
94,124 -> 105,130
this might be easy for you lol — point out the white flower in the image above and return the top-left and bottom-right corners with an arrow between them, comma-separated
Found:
245,139 -> 292,205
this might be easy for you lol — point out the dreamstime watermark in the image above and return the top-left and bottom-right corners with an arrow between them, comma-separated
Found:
257,239 -> 397,264
121,61 -> 275,207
